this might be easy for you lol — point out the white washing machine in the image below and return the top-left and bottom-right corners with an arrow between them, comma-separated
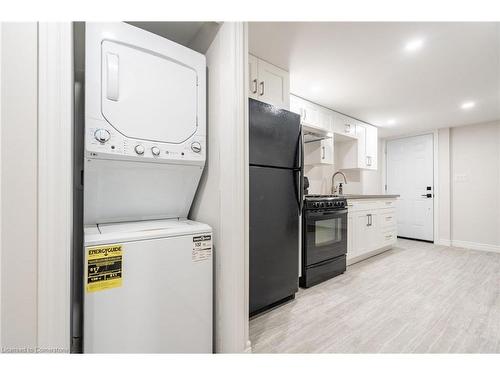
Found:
82,23 -> 212,353
84,219 -> 212,353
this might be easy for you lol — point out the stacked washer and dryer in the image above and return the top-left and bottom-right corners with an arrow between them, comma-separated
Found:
81,23 -> 212,353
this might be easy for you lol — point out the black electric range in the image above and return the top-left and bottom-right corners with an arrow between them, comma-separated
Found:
300,195 -> 348,288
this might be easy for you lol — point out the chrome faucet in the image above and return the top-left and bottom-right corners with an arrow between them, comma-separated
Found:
331,171 -> 347,195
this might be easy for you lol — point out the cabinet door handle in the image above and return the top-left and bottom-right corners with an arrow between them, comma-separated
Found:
321,146 -> 325,160
345,124 -> 350,133
252,79 -> 258,94
259,81 -> 265,96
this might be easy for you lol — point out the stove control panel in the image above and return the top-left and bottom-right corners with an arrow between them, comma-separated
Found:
304,197 -> 347,210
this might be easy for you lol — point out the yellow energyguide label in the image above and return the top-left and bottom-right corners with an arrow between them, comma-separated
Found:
86,244 -> 123,292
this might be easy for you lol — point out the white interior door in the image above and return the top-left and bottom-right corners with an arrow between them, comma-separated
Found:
386,134 -> 434,241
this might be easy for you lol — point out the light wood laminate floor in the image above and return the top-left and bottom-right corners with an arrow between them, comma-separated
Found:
249,239 -> 500,353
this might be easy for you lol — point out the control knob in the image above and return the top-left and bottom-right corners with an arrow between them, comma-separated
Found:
134,145 -> 145,155
94,129 -> 110,143
191,142 -> 202,153
151,146 -> 160,156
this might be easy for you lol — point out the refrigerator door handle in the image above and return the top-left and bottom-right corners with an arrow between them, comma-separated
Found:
294,169 -> 301,212
298,127 -> 304,212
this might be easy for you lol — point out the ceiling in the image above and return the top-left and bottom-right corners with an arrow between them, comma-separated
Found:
249,22 -> 500,137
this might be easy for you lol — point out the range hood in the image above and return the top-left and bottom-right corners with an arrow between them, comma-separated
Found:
302,123 -> 333,143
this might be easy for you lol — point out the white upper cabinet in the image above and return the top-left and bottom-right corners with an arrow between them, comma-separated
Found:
304,138 -> 334,166
355,122 -> 367,168
248,54 -> 259,100
249,54 -> 290,110
364,124 -> 378,170
354,122 -> 378,170
289,94 -> 378,170
333,114 -> 357,138
319,109 -> 334,132
289,94 -> 333,133
336,121 -> 378,170
301,100 -> 321,128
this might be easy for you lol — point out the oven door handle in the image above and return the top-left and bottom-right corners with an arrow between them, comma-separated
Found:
306,209 -> 348,218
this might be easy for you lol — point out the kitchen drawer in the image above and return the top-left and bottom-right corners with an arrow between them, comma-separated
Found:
381,230 -> 397,247
347,200 -> 380,212
379,199 -> 396,209
380,210 -> 396,228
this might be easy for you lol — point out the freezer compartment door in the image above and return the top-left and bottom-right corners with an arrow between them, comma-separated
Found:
250,166 -> 299,314
249,98 -> 301,169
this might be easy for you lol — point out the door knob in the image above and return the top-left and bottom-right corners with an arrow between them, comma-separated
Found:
421,194 -> 433,198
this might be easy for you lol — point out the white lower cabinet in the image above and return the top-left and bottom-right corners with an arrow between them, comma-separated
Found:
347,199 -> 397,265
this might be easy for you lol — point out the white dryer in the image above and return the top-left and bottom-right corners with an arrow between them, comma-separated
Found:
84,22 -> 206,224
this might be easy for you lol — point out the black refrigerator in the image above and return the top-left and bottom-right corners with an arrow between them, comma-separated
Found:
249,98 -> 303,316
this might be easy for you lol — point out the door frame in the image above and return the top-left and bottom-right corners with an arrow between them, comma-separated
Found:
384,130 -> 439,243
37,22 -> 73,351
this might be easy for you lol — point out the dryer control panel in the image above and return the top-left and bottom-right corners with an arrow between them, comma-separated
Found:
86,118 -> 205,165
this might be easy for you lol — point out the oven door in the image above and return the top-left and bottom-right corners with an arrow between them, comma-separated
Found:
304,208 -> 347,266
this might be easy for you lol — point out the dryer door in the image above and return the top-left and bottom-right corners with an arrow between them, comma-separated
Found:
101,40 -> 198,144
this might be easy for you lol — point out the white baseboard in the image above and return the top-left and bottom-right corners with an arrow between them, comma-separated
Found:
451,240 -> 500,254
436,239 -> 451,246
347,244 -> 394,266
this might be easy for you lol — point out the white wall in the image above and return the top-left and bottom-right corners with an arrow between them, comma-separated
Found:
449,121 -> 500,250
386,122 -> 500,251
189,22 -> 249,353
0,22 -> 39,351
437,128 -> 451,245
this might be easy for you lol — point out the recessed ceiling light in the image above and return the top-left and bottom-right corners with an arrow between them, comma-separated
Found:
461,101 -> 476,110
387,119 -> 396,126
404,38 -> 424,52
310,84 -> 322,94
